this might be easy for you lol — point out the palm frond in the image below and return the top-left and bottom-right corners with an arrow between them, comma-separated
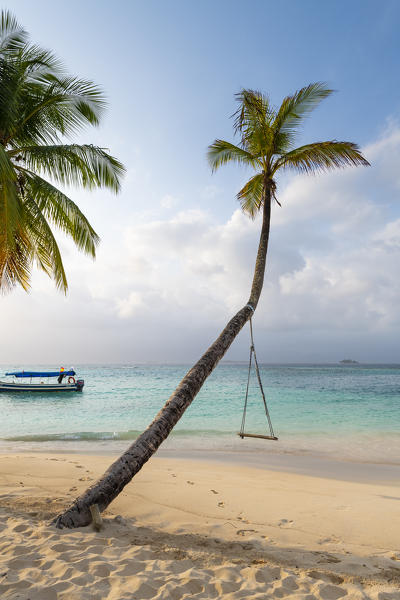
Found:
0,11 -> 125,294
23,198 -> 68,292
233,89 -> 274,156
275,141 -> 370,174
236,173 -> 264,219
18,44 -> 64,77
207,139 -> 258,172
4,74 -> 105,147
0,10 -> 27,53
23,171 -> 99,256
209,84 -> 370,225
17,144 -> 125,191
0,154 -> 28,292
273,82 -> 333,152
0,144 -> 16,179
0,229 -> 31,292
233,89 -> 271,131
0,176 -> 22,255
0,58 -> 21,140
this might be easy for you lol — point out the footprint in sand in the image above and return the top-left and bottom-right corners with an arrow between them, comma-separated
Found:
78,477 -> 93,482
236,529 -> 257,536
218,501 -> 225,508
308,570 -> 344,585
316,553 -> 341,564
186,481 -> 195,485
13,524 -> 29,533
210,489 -> 219,495
319,583 -> 348,599
318,535 -> 341,545
277,518 -> 294,528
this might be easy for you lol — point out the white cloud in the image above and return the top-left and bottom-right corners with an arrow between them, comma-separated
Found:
201,184 -> 220,200
160,194 -> 178,209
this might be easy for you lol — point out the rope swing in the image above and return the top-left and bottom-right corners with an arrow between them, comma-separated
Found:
238,317 -> 278,441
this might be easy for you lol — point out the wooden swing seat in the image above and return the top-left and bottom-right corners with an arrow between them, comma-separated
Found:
238,432 -> 278,441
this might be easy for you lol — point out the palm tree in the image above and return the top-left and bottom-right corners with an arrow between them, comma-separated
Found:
0,11 -> 124,292
55,83 -> 369,528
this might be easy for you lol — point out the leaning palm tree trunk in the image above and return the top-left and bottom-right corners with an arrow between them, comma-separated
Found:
54,192 -> 271,528
54,80 -> 370,528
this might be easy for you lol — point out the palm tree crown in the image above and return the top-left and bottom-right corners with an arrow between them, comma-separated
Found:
0,10 -> 125,292
208,83 -> 370,218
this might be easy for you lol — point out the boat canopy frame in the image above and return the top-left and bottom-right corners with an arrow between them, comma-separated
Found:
5,370 -> 76,378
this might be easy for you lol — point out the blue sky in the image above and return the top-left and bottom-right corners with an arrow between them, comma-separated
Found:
2,0 -> 400,363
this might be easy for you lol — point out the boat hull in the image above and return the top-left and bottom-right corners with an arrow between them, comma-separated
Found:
0,381 -> 84,392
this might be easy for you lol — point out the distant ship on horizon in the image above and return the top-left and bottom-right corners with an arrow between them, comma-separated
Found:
339,359 -> 359,364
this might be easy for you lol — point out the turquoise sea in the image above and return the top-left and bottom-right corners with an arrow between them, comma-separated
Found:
1,364 -> 399,463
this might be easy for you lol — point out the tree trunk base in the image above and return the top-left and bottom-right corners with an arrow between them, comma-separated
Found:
53,504 -> 92,529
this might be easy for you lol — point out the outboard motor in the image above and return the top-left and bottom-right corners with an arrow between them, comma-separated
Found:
76,379 -> 84,391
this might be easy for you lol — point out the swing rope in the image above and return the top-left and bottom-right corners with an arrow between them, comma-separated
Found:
238,318 -> 278,441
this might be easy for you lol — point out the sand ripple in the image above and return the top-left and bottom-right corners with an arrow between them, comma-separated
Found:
0,512 -> 399,600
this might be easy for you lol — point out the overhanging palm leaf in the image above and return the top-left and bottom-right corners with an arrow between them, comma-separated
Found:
0,143 -> 16,179
16,144 -> 124,192
24,172 -> 99,256
0,9 -> 125,293
9,75 -> 106,146
0,229 -> 31,291
18,44 -> 63,76
0,146 -> 21,270
0,10 -> 26,53
23,197 -> 67,290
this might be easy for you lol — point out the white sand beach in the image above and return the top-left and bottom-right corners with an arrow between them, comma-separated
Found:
0,452 -> 399,599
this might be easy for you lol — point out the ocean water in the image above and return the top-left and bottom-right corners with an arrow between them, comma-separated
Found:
0,364 -> 399,464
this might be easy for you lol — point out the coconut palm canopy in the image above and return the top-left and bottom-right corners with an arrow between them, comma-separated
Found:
0,10 -> 125,293
207,84 -> 370,218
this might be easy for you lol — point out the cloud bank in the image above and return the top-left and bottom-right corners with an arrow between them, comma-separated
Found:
1,126 -> 400,364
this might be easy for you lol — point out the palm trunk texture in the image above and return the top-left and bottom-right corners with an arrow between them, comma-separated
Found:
54,192 -> 272,529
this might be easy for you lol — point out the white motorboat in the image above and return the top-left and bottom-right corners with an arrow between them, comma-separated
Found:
0,369 -> 84,392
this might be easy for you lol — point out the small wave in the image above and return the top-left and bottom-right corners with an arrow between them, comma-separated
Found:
4,431 -> 138,442
3,429 -> 233,442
